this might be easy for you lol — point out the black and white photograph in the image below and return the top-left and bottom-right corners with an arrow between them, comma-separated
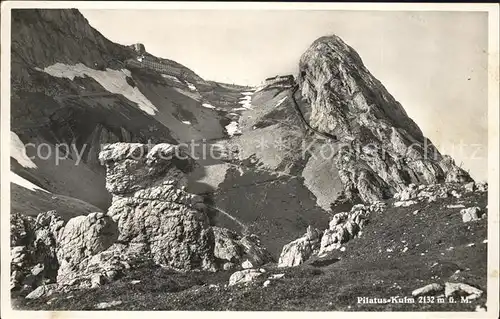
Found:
1,1 -> 499,317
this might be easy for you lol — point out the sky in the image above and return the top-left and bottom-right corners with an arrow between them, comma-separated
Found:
81,9 -> 488,181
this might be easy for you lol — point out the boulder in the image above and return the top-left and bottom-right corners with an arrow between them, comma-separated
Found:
56,212 -> 118,284
25,284 -> 57,300
241,260 -> 253,269
329,212 -> 348,227
213,227 -> 242,263
460,207 -> 483,223
238,234 -> 274,267
463,182 -> 475,193
228,268 -> 266,286
60,243 -> 154,289
411,283 -> 443,297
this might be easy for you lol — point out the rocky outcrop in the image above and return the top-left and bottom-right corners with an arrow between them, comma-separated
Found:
12,141 -> 277,294
58,242 -> 155,289
278,226 -> 322,268
56,212 -> 118,285
25,284 -> 57,300
320,202 -> 385,255
278,202 -> 386,267
99,143 -> 217,271
460,207 -> 484,223
411,283 -> 443,297
411,282 -> 483,300
11,213 -> 35,247
213,227 -> 273,269
298,35 -> 472,203
10,211 -> 64,291
392,182 -> 489,212
11,208 -> 158,291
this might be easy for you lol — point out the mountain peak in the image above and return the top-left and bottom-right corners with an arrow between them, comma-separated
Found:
298,33 -> 472,202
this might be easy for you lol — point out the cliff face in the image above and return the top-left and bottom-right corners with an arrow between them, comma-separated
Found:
298,35 -> 472,202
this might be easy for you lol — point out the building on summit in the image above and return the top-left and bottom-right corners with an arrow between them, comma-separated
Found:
264,75 -> 295,87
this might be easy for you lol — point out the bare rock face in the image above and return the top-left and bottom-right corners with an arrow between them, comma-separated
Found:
298,35 -> 472,202
99,143 -> 216,271
56,212 -> 118,284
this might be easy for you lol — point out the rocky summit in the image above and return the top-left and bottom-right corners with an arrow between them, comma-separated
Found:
9,9 -> 488,312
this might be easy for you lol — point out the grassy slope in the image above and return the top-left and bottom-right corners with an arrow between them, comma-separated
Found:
13,191 -> 488,311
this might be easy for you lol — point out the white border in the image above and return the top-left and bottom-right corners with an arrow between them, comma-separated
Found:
1,2 -> 499,319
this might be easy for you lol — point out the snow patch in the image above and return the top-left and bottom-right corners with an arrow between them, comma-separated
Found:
275,96 -> 288,107
161,74 -> 182,83
237,91 -> 254,109
181,120 -> 191,125
238,96 -> 252,109
186,82 -> 197,91
202,103 -> 216,109
225,121 -> 242,137
40,63 -> 158,115
11,132 -> 37,169
11,171 -> 49,193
